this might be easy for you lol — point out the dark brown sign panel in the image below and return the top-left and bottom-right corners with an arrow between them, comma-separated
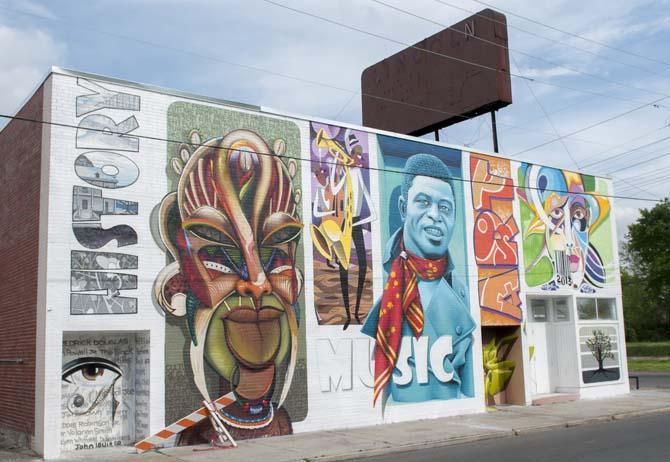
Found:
361,9 -> 512,136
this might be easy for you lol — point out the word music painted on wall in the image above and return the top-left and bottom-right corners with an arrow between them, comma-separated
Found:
70,79 -> 141,315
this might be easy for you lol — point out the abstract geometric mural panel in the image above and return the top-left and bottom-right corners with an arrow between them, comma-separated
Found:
470,154 -> 522,326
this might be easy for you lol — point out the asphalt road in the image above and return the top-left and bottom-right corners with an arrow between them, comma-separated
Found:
354,413 -> 670,462
629,373 -> 670,389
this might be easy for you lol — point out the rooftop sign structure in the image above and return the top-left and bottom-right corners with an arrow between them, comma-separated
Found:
361,8 -> 512,137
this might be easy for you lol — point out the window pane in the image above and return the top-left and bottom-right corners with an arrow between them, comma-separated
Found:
553,299 -> 570,321
531,299 -> 548,322
597,299 -> 617,320
577,298 -> 597,320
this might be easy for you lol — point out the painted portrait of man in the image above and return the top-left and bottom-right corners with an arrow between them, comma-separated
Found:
362,152 -> 475,405
154,116 -> 305,443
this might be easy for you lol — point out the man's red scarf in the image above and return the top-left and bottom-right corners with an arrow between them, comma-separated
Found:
373,239 -> 448,405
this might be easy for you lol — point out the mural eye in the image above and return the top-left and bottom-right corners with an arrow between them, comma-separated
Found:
550,208 -> 564,220
62,357 -> 122,419
188,224 -> 235,246
261,213 -> 303,246
62,357 -> 122,385
81,365 -> 106,381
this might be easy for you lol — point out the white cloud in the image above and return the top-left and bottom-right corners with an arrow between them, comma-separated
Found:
0,24 -> 65,119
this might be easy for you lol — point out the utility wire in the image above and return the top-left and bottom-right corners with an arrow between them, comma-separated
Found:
259,0 -> 661,106
578,123 -> 670,166
0,3 -> 636,147
435,0 -> 664,76
3,1 -> 666,165
470,0 -> 670,68
511,95 -> 669,156
510,53 -> 580,169
0,113 -> 660,203
371,0 -> 668,100
581,135 -> 670,169
616,166 -> 670,191
257,0 -> 670,158
467,96 -> 600,147
606,151 -> 670,175
615,177 -> 660,198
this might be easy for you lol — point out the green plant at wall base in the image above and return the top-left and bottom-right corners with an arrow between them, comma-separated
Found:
484,334 -> 518,398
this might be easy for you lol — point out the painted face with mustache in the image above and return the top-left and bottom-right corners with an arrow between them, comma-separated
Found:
155,129 -> 303,408
399,176 -> 456,259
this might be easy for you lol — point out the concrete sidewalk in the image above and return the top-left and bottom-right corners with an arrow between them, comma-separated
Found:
5,389 -> 670,462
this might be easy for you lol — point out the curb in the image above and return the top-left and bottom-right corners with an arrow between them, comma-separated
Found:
309,431 -> 512,462
611,406 -> 670,420
306,406 -> 670,462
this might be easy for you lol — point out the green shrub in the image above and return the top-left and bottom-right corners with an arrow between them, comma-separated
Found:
626,341 -> 670,357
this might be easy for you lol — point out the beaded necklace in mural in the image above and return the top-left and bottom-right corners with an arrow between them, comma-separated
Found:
218,400 -> 275,430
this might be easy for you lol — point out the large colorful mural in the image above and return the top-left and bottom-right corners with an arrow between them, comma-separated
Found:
362,136 -> 475,406
155,103 -> 307,443
517,164 -> 613,293
470,154 -> 522,326
41,72 -> 630,458
309,123 -> 375,329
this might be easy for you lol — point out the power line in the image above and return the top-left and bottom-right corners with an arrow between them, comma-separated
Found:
435,0 -> 665,77
510,53 -> 580,169
615,166 -> 670,191
615,177 -> 660,198
470,0 -> 670,68
259,0 -> 662,106
578,123 -> 670,166
371,0 -> 668,100
511,95 -> 669,156
606,151 -> 670,175
257,0 -> 670,159
0,112 -> 660,203
581,135 -> 670,169
0,3 -> 635,149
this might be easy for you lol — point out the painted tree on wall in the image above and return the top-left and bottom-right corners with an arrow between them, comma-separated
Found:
586,330 -> 615,377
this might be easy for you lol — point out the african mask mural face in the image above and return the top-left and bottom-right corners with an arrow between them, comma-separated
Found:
521,165 -> 610,292
154,129 -> 303,411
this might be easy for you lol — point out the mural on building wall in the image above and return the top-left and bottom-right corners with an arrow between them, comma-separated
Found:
72,186 -> 138,222
470,154 -> 522,326
74,151 -> 140,189
71,250 -> 138,271
71,78 -> 141,316
362,137 -> 475,406
309,123 -> 375,329
154,103 -> 307,444
517,164 -> 613,292
60,332 -> 149,452
579,326 -> 621,383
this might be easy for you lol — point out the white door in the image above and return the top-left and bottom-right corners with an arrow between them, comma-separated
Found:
528,299 -> 551,395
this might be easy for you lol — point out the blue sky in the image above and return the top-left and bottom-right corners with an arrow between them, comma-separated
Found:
1,0 -> 669,243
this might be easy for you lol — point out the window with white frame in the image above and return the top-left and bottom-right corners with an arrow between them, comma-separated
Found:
577,298 -> 617,321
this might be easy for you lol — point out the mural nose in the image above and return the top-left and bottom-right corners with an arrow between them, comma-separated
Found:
236,278 -> 272,308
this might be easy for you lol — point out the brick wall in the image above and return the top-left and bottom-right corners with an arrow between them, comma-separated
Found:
0,85 -> 44,440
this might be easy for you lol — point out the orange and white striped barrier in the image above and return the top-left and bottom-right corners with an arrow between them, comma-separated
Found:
134,392 -> 236,453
